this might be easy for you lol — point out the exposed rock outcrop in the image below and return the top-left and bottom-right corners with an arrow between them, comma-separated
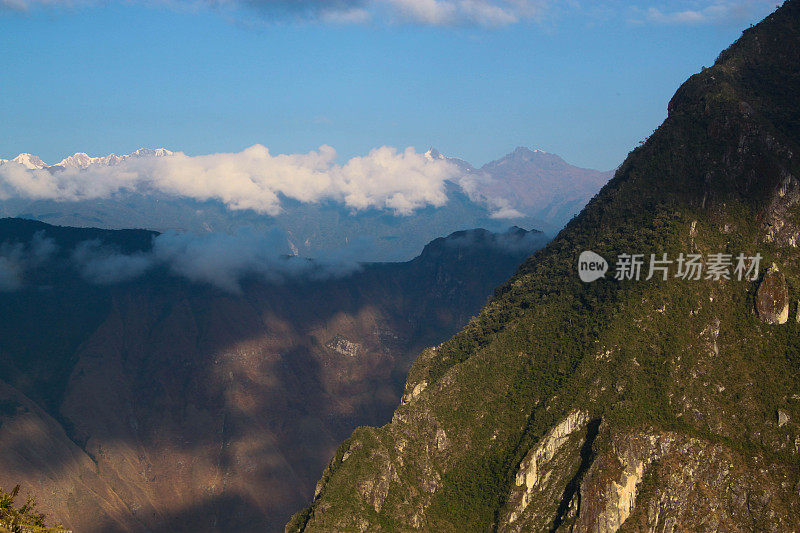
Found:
762,175 -> 800,247
325,334 -> 361,357
500,410 -> 589,530
574,429 -> 789,533
778,408 -> 790,427
756,263 -> 789,324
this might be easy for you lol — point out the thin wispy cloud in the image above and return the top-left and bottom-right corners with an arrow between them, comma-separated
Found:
634,1 -> 781,25
208,0 -> 372,22
7,225 -> 541,292
0,226 -> 361,292
0,231 -> 57,291
0,248 -> 24,291
382,0 -> 546,26
68,228 -> 369,292
1,0 -> 780,26
72,240 -> 154,284
0,0 -> 548,26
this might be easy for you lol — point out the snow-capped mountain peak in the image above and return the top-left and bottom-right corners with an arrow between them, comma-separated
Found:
2,149 -> 175,171
12,153 -> 48,169
57,152 -> 97,169
56,152 -> 129,169
511,146 -> 549,157
130,148 -> 174,158
99,154 -> 123,166
424,148 -> 444,161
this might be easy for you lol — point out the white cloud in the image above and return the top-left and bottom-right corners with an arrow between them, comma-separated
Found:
0,145 -> 460,216
337,146 -> 452,213
638,1 -> 779,25
488,202 -> 525,219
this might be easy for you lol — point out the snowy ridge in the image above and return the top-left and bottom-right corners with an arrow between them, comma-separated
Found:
1,148 -> 175,170
12,153 -> 48,170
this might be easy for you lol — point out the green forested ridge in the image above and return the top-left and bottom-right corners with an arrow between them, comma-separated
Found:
289,2 -> 800,531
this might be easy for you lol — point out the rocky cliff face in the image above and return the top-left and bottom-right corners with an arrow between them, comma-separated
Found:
756,264 -> 789,323
289,2 -> 800,531
0,220 -> 544,532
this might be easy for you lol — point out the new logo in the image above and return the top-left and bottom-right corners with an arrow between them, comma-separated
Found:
578,250 -> 608,282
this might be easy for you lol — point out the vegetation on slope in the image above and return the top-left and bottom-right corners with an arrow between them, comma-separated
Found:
0,485 -> 66,533
289,2 -> 800,530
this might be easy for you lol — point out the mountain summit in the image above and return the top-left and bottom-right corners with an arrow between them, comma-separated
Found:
11,153 -> 47,169
423,146 -> 614,227
289,2 -> 800,531
474,147 -> 612,225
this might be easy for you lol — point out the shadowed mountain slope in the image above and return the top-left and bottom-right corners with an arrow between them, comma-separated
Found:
0,218 -> 546,532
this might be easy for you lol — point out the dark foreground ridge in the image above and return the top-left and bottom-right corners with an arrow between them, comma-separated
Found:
289,2 -> 800,531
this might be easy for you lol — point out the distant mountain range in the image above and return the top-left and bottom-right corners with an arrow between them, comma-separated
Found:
0,148 -> 175,170
0,147 -> 612,261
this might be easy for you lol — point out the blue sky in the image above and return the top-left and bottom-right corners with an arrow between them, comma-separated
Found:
0,0 -> 782,170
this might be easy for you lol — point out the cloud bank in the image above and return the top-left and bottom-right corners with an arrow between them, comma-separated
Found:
0,145 -> 459,216
70,227 -> 364,293
4,225 -> 543,293
0,223 -> 368,293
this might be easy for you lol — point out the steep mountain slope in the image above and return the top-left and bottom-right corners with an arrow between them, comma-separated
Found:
289,3 -> 800,531
0,219 -> 545,532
